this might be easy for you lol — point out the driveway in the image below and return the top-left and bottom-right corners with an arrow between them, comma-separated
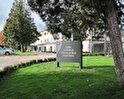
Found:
0,53 -> 56,71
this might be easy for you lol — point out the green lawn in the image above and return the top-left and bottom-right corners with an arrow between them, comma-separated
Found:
13,51 -> 36,55
0,56 -> 124,99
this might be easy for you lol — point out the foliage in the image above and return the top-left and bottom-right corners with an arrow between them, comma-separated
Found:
27,0 -> 124,84
28,0 -> 108,40
3,0 -> 39,51
1,56 -> 124,99
27,0 -> 124,37
83,52 -> 107,56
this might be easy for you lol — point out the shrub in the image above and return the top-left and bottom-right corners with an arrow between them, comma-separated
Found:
83,52 -> 107,56
0,58 -> 56,80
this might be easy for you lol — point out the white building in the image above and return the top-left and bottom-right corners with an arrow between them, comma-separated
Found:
83,38 -> 109,53
30,30 -> 111,53
30,31 -> 66,52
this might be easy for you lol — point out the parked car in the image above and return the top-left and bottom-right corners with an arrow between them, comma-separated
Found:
0,47 -> 13,55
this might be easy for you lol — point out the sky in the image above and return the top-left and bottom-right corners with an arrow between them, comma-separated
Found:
0,0 -> 47,32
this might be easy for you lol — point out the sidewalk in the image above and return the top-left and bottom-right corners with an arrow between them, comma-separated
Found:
0,53 -> 56,71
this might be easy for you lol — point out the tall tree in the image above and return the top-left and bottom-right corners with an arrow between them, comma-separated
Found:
28,0 -> 124,85
28,0 -> 106,40
3,0 -> 39,52
83,0 -> 124,85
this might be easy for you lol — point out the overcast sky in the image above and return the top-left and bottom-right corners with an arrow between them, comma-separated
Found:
0,0 -> 47,32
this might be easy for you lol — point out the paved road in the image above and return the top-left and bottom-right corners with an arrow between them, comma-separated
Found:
0,53 -> 56,71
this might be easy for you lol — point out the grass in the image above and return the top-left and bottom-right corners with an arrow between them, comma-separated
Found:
13,51 -> 36,55
0,56 -> 124,99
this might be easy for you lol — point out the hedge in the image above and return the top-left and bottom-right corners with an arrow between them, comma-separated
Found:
0,58 -> 56,80
83,52 -> 112,56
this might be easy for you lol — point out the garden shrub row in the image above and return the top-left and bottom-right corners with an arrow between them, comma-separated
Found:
0,58 -> 56,80
83,52 -> 112,56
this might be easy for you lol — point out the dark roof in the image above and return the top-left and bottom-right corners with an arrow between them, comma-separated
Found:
0,31 -> 5,45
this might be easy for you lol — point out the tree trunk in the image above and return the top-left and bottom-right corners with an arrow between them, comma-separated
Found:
104,32 -> 107,55
21,45 -> 25,52
103,0 -> 124,85
89,30 -> 93,53
24,44 -> 27,52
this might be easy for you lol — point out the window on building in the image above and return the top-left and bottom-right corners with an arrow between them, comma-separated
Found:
39,47 -> 41,51
34,46 -> 37,51
50,46 -> 52,52
44,46 -> 46,52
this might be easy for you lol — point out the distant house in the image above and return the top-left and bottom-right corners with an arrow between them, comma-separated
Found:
0,31 -> 5,45
30,31 -> 67,52
30,30 -> 111,53
82,32 -> 110,53
84,30 -> 124,53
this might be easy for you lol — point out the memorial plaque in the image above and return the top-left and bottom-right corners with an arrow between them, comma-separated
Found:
56,40 -> 82,69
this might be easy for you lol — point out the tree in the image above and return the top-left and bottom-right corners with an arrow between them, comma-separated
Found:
28,0 -> 124,85
3,0 -> 39,52
28,0 -> 106,40
89,0 -> 124,85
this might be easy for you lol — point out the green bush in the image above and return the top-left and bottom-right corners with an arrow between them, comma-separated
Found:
83,52 -> 107,56
0,58 -> 55,80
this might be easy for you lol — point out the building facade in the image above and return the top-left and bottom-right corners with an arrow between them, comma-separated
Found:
30,31 -> 66,52
82,34 -> 110,53
30,30 -> 111,53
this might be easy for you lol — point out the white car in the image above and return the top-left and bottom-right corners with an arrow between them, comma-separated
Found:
0,47 -> 13,55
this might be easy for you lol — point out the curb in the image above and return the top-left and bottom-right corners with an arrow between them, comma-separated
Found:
0,58 -> 56,80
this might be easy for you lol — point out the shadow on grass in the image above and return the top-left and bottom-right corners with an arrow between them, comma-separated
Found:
64,64 -> 115,70
0,67 -> 123,99
83,65 -> 115,69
